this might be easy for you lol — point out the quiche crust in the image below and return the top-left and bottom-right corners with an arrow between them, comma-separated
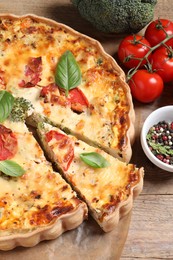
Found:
0,203 -> 87,251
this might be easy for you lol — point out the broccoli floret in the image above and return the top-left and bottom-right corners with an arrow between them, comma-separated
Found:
72,0 -> 157,34
10,97 -> 34,122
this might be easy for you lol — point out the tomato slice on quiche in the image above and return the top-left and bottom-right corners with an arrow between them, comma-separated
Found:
67,88 -> 89,113
0,125 -> 18,160
45,130 -> 74,171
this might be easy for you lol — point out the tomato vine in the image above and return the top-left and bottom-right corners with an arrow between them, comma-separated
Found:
126,33 -> 173,82
118,18 -> 173,103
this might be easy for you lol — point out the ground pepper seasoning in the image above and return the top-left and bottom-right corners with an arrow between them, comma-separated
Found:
146,121 -> 173,165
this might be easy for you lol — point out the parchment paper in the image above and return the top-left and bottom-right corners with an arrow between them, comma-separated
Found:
0,213 -> 131,260
0,1 -> 133,259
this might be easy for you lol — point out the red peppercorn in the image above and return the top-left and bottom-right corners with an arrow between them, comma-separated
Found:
152,134 -> 158,140
156,154 -> 164,161
162,135 -> 168,141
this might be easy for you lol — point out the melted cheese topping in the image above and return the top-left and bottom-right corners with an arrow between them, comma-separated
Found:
0,120 -> 83,236
39,123 -> 140,222
0,16 -> 132,161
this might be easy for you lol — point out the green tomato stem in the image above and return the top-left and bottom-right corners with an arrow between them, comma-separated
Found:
126,34 -> 173,82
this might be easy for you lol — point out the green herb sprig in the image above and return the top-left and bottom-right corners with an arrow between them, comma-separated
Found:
55,50 -> 82,96
146,122 -> 173,160
148,141 -> 173,156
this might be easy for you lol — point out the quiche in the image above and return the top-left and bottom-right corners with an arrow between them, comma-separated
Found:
0,118 -> 87,251
37,122 -> 143,232
0,14 -> 135,162
0,13 -> 144,250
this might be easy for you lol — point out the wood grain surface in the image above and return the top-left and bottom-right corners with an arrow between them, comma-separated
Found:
0,0 -> 173,259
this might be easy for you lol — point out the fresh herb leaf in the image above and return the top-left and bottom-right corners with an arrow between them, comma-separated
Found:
148,141 -> 173,156
146,132 -> 152,141
0,91 -> 14,123
55,50 -> 82,96
80,152 -> 110,168
0,160 -> 25,177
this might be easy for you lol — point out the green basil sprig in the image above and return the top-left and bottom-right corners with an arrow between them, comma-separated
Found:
80,152 -> 110,168
0,160 -> 26,177
55,50 -> 82,96
0,90 -> 14,123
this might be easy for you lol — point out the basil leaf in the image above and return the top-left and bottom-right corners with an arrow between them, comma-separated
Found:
55,50 -> 82,96
0,160 -> 25,177
0,90 -> 14,123
80,152 -> 110,168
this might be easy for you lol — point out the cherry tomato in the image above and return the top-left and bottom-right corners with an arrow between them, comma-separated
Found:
0,125 -> 18,160
45,130 -> 74,171
118,35 -> 151,69
46,130 -> 66,142
150,46 -> 173,83
129,70 -> 164,103
145,19 -> 173,47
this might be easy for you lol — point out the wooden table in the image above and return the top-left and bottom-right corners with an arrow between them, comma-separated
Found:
120,2 -> 173,259
1,0 -> 173,259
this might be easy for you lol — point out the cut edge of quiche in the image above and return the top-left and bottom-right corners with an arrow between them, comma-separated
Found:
37,122 -> 144,232
0,120 -> 88,251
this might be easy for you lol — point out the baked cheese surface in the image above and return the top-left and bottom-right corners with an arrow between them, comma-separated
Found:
38,122 -> 141,229
0,120 -> 86,236
0,16 -> 134,162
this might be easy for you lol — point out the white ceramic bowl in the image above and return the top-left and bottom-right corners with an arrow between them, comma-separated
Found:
141,106 -> 173,172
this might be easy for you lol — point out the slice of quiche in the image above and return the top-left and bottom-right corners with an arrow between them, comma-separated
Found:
37,122 -> 144,232
0,119 -> 87,251
1,14 -> 135,162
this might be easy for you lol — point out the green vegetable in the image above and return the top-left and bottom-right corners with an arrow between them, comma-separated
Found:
55,50 -> 82,96
72,0 -> 157,34
80,152 -> 110,168
148,141 -> 173,156
10,97 -> 34,122
0,90 -> 14,123
0,160 -> 25,177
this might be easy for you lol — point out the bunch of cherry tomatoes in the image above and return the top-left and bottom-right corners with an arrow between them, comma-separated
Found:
117,19 -> 173,103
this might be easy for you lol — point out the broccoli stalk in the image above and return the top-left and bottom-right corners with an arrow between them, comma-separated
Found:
72,0 -> 157,34
10,97 -> 34,122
